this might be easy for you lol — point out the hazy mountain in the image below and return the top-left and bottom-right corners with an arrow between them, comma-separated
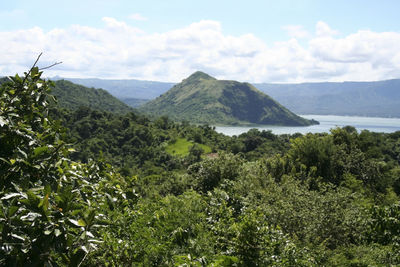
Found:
51,80 -> 133,113
57,76 -> 400,117
120,98 -> 149,108
55,77 -> 174,100
256,79 -> 400,117
139,71 -> 316,126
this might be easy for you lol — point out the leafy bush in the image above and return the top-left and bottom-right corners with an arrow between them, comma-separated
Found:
0,66 -> 131,265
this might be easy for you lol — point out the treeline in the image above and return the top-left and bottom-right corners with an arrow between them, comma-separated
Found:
1,68 -> 400,266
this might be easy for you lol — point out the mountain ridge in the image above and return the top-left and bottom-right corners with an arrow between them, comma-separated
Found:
139,71 -> 316,126
54,76 -> 400,117
51,80 -> 133,113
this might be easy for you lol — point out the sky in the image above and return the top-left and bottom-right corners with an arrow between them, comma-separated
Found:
1,0 -> 400,83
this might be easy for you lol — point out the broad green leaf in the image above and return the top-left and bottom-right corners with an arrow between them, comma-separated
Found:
33,146 -> 48,157
20,212 -> 41,221
80,245 -> 88,254
1,193 -> 21,200
11,233 -> 25,241
69,219 -> 85,227
8,206 -> 19,217
17,148 -> 27,159
86,231 -> 94,238
44,230 -> 52,235
44,184 -> 51,196
38,193 -> 49,211
54,229 -> 62,237
31,66 -> 39,77
0,157 -> 10,165
0,116 -> 6,127
78,219 -> 86,227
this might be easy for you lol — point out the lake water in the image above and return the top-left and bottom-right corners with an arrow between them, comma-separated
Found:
215,115 -> 400,136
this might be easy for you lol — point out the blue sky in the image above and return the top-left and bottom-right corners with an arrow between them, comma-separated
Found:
1,0 -> 400,82
3,0 -> 400,41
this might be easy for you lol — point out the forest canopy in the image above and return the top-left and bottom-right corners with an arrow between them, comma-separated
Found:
1,65 -> 400,266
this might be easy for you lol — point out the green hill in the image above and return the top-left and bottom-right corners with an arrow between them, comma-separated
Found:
139,71 -> 316,126
62,76 -> 400,118
51,80 -> 133,113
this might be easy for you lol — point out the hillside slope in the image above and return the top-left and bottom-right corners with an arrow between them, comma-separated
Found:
139,71 -> 316,126
60,77 -> 174,100
51,80 -> 133,113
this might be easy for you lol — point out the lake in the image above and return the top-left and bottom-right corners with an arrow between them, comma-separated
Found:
214,115 -> 400,136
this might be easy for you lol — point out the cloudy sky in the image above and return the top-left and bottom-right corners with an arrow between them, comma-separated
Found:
1,0 -> 400,83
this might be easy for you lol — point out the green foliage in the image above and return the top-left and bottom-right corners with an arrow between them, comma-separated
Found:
189,152 -> 243,193
165,138 -> 211,157
3,65 -> 400,266
326,244 -> 399,266
369,201 -> 400,245
0,67 -> 134,266
231,209 -> 315,266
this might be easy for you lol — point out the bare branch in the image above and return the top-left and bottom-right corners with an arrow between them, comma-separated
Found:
39,61 -> 63,70
22,52 -> 43,84
31,52 -> 43,70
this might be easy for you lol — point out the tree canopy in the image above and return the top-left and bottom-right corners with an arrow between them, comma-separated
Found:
1,65 -> 400,266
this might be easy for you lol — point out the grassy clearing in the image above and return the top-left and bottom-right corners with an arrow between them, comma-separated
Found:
165,138 -> 211,156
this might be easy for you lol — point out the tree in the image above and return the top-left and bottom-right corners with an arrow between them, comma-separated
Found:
0,63 -> 125,265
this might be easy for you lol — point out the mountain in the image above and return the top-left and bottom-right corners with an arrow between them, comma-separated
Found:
57,76 -> 400,117
56,77 -> 174,100
255,79 -> 400,117
51,80 -> 133,113
139,71 -> 316,126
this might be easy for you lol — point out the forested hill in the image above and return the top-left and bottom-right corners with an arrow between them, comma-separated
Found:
62,76 -> 400,117
51,80 -> 133,113
1,77 -> 133,113
55,76 -> 174,100
139,71 -> 316,126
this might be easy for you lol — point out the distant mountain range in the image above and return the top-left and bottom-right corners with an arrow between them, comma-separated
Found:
255,80 -> 400,117
56,76 -> 400,117
139,71 -> 316,126
53,76 -> 173,107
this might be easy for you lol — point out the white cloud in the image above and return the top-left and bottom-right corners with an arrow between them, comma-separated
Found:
128,13 -> 148,21
1,19 -> 400,83
282,25 -> 310,39
316,21 -> 339,37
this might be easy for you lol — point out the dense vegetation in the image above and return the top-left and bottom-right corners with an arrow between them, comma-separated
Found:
1,67 -> 400,266
140,71 -> 316,126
